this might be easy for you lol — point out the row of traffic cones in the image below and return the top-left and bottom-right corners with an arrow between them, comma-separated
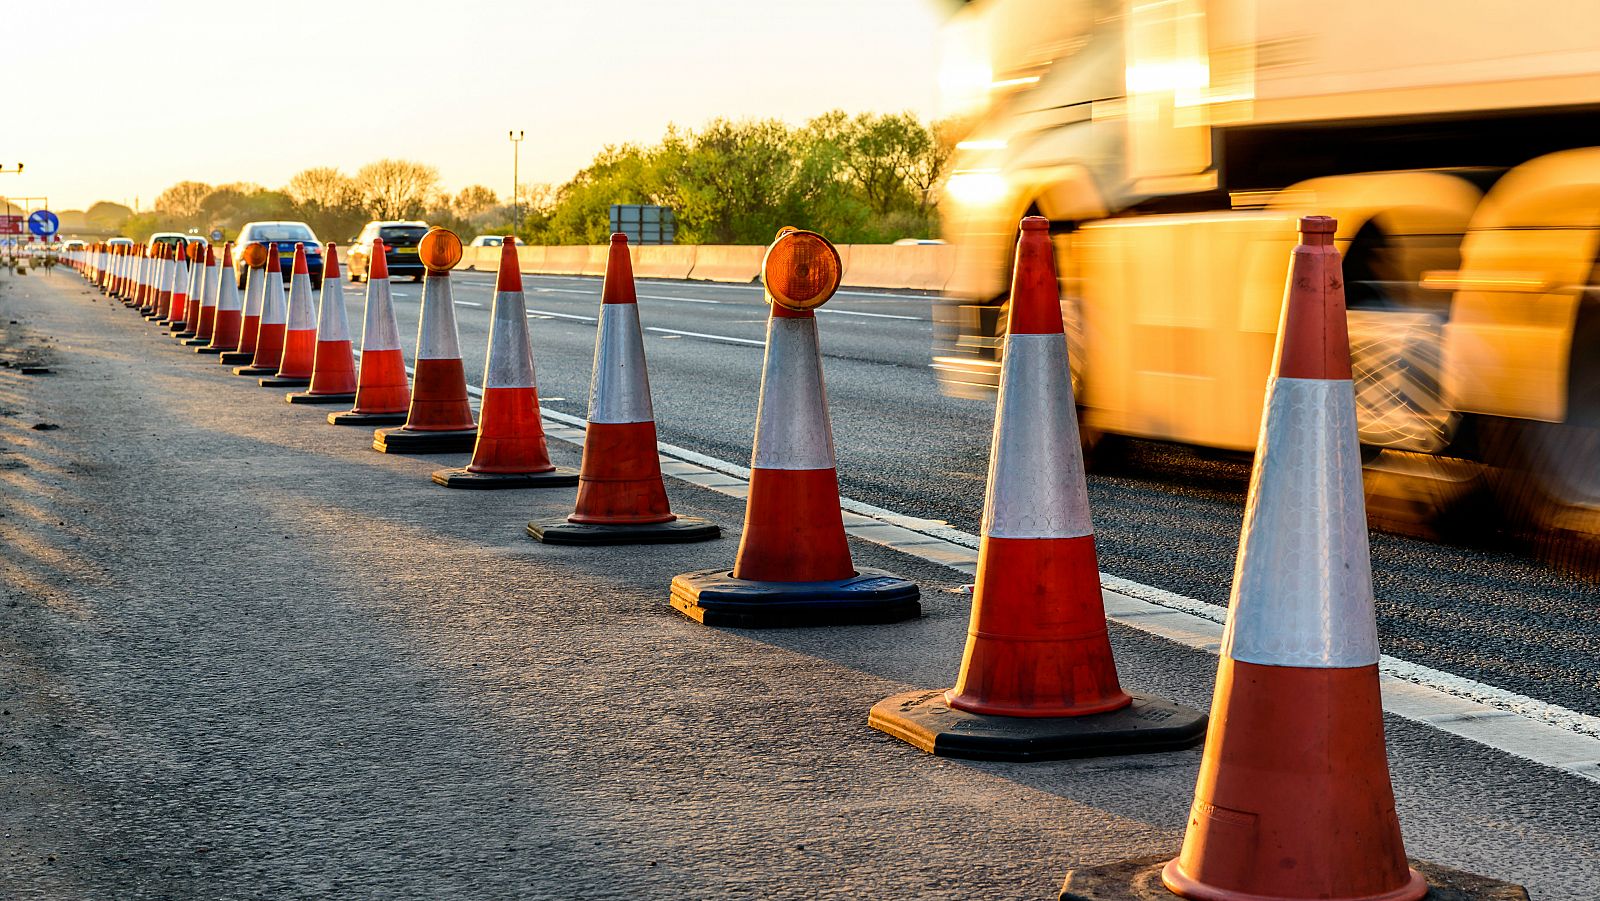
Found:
73,217 -> 1521,900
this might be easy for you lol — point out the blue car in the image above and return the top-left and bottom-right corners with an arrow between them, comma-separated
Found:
233,221 -> 324,288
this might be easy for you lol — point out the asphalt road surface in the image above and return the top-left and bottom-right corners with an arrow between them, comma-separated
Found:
379,267 -> 1600,720
2,267 -> 1598,899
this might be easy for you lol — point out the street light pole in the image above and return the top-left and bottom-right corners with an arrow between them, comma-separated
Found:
508,130 -> 525,227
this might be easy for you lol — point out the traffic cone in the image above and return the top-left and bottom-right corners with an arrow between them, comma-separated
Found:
1059,217 -> 1524,901
182,243 -> 220,346
529,234 -> 717,538
258,243 -> 315,387
159,243 -> 187,327
670,228 -> 918,627
199,243 -> 242,355
431,238 -> 576,486
219,244 -> 267,364
373,227 -> 477,453
328,239 -> 409,426
868,217 -> 1205,760
132,245 -> 149,309
144,244 -> 168,319
167,243 -> 196,334
286,243 -> 357,404
174,242 -> 206,338
232,243 -> 286,376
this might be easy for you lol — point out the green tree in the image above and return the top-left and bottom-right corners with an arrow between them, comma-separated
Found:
355,159 -> 439,221
84,201 -> 134,233
154,181 -> 213,221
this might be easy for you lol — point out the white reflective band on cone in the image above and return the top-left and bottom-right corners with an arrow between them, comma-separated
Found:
285,272 -> 316,330
360,276 -> 402,353
202,262 -> 218,308
316,275 -> 350,342
483,289 -> 537,389
187,257 -> 203,303
171,259 -> 188,297
214,265 -> 241,312
259,268 -> 286,325
241,267 -> 264,317
1222,376 -> 1381,669
415,275 -> 462,361
588,303 -> 655,424
750,315 -> 836,471
982,332 -> 1094,539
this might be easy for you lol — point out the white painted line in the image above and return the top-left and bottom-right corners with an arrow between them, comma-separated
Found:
645,326 -> 764,347
454,301 -> 483,308
637,294 -> 723,305
525,309 -> 597,323
817,308 -> 922,321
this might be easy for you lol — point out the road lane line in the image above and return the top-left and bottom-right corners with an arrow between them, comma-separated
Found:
817,308 -> 921,321
645,326 -> 764,347
454,301 -> 482,308
636,294 -> 723,304
525,309 -> 597,323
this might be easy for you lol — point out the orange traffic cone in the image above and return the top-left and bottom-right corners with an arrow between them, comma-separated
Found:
373,228 -> 477,453
258,243 -> 315,387
287,244 -> 357,404
670,228 -> 918,627
1059,217 -> 1523,900
160,243 -> 189,329
199,243 -> 242,355
135,245 -> 153,311
233,243 -> 287,376
174,242 -> 206,338
143,244 -> 168,319
329,239 -> 409,426
220,243 -> 268,364
431,239 -> 576,487
182,244 -> 220,346
529,234 -> 717,540
869,217 -> 1205,761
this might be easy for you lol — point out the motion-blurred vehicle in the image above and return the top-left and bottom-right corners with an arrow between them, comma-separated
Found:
231,222 -> 323,288
346,221 -> 429,283
935,0 -> 1600,565
106,237 -> 134,249
468,234 -> 525,247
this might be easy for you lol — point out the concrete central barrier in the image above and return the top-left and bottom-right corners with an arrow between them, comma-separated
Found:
633,245 -> 697,280
542,245 -> 592,276
686,245 -> 764,283
839,244 -> 954,291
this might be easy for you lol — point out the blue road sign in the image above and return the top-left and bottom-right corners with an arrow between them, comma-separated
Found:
210,229 -> 223,242
28,210 -> 59,237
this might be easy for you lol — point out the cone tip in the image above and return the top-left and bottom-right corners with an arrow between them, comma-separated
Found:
369,239 -> 388,279
610,232 -> 629,246
324,243 -> 340,278
220,242 -> 233,266
602,233 -> 637,304
266,243 -> 281,272
496,240 -> 522,292
1006,216 -> 1063,335
1020,216 -> 1050,232
293,243 -> 309,274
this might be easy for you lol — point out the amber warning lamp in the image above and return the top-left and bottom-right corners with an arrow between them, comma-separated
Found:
762,227 -> 841,311
242,242 -> 269,269
419,227 -> 463,273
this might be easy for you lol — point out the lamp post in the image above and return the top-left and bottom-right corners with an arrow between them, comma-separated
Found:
508,130 -> 525,226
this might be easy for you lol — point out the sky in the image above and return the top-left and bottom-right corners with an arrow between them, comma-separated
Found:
3,0 -> 950,213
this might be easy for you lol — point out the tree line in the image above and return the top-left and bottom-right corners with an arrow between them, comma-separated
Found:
91,110 -> 954,246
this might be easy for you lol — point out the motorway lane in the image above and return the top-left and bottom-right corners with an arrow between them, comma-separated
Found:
337,270 -> 1600,719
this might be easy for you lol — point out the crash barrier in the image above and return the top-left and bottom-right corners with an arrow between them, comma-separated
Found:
457,241 -> 956,291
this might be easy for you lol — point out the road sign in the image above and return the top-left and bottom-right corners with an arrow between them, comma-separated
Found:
0,214 -> 21,235
28,210 -> 59,237
210,229 -> 223,242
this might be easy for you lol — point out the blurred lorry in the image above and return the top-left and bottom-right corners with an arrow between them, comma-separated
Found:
934,0 -> 1600,559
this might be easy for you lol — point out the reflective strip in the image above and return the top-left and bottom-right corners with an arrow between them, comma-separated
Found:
482,289 -> 536,389
284,272 -> 316,331
316,272 -> 351,343
200,263 -> 218,308
1222,376 -> 1380,669
750,315 -> 835,471
187,258 -> 203,304
588,302 -> 655,424
982,333 -> 1094,539
257,268 -> 286,325
360,277 -> 403,353
213,265 -> 242,313
240,267 -> 264,318
416,275 -> 462,360
170,260 -> 188,297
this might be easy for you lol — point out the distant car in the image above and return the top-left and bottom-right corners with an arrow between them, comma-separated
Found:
468,235 -> 525,247
232,221 -> 323,288
107,237 -> 135,249
346,221 -> 430,283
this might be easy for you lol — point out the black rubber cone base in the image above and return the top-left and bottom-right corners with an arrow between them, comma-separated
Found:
182,336 -> 211,346
432,466 -> 579,490
530,516 -> 720,545
218,350 -> 253,364
869,690 -> 1206,762
286,391 -> 356,405
257,375 -> 311,388
327,409 -> 408,426
172,328 -> 195,338
194,345 -> 229,354
372,426 -> 478,454
1059,855 -> 1528,901
670,568 -> 920,628
232,365 -> 277,377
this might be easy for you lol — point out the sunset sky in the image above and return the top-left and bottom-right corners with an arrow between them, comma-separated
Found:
5,0 -> 948,212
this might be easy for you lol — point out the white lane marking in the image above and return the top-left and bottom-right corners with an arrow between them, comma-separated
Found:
644,326 -> 764,347
637,294 -> 723,305
525,309 -> 597,323
817,308 -> 921,321
454,301 -> 483,308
